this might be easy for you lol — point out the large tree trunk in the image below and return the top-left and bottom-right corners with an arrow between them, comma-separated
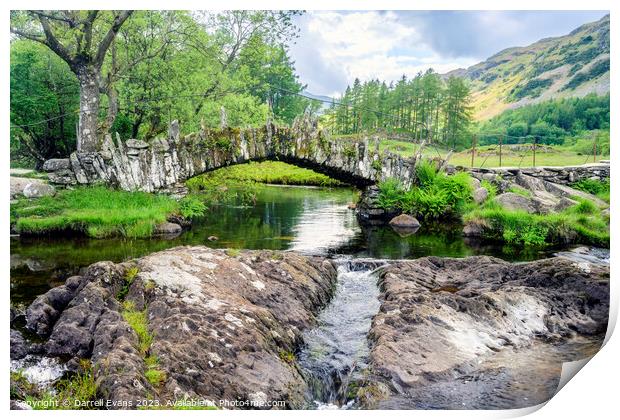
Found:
76,66 -> 101,152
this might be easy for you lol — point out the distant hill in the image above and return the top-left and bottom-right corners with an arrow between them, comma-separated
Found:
445,14 -> 610,120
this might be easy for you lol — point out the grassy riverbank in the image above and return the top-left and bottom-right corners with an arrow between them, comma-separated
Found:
11,162 -> 343,239
464,200 -> 609,247
376,163 -> 609,248
187,161 -> 344,188
11,187 -> 181,238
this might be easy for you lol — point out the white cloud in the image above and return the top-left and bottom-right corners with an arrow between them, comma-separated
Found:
292,11 -> 477,95
289,10 -> 608,97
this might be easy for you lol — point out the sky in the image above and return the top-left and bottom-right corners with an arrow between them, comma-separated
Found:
288,10 -> 609,97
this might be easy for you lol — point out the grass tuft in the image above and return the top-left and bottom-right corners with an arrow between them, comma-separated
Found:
122,301 -> 153,355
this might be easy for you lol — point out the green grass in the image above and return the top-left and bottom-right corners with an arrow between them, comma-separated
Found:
464,200 -> 609,247
480,179 -> 498,199
226,248 -> 240,257
144,355 -> 166,388
19,362 -> 98,410
278,350 -> 296,364
122,301 -> 153,355
188,160 -> 343,188
449,144 -> 609,168
117,266 -> 139,301
11,186 -> 179,238
572,178 -> 610,202
507,185 -> 532,198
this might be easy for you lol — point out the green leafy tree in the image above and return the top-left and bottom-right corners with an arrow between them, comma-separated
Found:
10,41 -> 79,166
11,10 -> 133,151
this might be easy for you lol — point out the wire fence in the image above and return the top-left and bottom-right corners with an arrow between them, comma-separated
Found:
371,132 -> 606,169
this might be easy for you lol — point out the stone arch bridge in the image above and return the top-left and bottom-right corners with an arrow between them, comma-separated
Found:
43,118 -> 419,192
43,117 -> 609,194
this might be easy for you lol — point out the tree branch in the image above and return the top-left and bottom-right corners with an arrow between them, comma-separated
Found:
94,10 -> 133,67
31,10 -> 77,27
37,15 -> 74,65
9,28 -> 46,44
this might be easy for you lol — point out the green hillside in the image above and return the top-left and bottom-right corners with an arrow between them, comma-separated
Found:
446,14 -> 610,120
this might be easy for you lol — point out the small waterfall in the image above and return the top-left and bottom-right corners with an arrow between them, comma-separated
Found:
298,261 -> 383,408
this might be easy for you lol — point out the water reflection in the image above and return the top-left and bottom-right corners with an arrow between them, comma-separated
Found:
10,185 -> 563,305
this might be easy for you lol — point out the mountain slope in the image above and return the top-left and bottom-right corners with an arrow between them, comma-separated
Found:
446,14 -> 610,120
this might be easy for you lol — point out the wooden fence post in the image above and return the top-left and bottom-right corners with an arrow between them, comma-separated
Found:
532,135 -> 537,167
471,134 -> 477,168
593,136 -> 597,163
499,135 -> 503,167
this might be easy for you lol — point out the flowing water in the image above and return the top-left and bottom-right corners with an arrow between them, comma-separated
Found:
9,184 -> 606,409
298,261 -> 384,408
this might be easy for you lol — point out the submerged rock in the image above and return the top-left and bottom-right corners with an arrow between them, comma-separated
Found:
365,256 -> 609,409
388,214 -> 421,237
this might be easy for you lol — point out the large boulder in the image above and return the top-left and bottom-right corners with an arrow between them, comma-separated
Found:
10,177 -> 55,199
42,158 -> 71,172
493,192 -> 536,213
23,182 -> 56,199
153,222 -> 182,236
19,247 -> 337,409
10,330 -> 28,360
472,187 -> 488,204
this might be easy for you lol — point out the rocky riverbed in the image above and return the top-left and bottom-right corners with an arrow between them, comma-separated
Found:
10,247 -> 609,410
364,255 -> 609,409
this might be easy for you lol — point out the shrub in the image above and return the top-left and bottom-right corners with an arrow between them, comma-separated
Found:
415,161 -> 438,188
179,195 -> 207,219
572,178 -> 610,195
377,178 -> 404,210
400,187 -> 449,219
377,164 -> 473,220
481,179 -> 497,200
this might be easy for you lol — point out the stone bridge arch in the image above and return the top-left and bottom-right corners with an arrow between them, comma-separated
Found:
43,119 -> 421,192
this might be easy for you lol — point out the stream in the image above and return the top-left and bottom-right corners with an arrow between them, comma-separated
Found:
9,184 -> 607,409
298,261 -> 384,408
10,185 -> 559,305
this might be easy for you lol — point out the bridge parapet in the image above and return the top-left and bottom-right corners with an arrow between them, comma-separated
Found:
43,118 -> 419,192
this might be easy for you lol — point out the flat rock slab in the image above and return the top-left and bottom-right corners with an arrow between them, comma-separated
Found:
365,256 -> 609,409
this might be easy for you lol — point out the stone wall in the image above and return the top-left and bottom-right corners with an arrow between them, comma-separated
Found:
43,117 -> 420,192
468,162 -> 610,186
